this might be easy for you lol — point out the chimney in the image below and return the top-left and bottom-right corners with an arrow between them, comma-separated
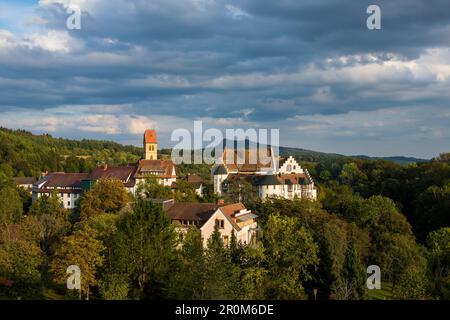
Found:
217,199 -> 225,205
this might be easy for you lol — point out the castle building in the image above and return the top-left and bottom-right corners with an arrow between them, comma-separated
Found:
211,152 -> 317,201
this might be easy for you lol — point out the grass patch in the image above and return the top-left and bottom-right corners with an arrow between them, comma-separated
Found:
366,281 -> 394,300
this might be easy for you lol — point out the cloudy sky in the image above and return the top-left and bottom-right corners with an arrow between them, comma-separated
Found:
0,0 -> 449,158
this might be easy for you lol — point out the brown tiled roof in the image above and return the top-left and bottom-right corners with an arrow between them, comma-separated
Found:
164,202 -> 219,223
12,177 -> 37,185
280,173 -> 312,185
36,173 -> 88,188
222,148 -> 272,173
134,159 -> 176,179
144,129 -> 157,144
219,203 -> 246,217
187,174 -> 203,188
187,174 -> 202,183
219,203 -> 248,231
90,166 -> 136,182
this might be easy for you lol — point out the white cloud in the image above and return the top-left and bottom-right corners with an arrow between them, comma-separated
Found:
24,30 -> 73,53
225,4 -> 249,20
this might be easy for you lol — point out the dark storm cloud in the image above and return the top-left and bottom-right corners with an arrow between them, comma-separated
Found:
0,0 -> 449,157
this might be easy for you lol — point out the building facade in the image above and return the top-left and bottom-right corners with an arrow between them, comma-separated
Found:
164,201 -> 258,248
32,173 -> 87,209
212,153 -> 317,201
32,129 -> 177,209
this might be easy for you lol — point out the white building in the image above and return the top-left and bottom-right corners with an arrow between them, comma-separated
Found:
211,153 -> 317,201
163,201 -> 258,248
32,173 -> 87,209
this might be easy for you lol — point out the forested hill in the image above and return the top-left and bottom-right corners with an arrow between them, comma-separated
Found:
0,127 -> 434,178
280,147 -> 429,164
0,127 -> 142,177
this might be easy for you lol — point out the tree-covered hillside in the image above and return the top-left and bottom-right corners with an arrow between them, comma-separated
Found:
0,127 -> 143,178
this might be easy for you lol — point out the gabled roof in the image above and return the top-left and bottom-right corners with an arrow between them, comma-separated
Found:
144,129 -> 157,144
164,202 -> 219,223
90,166 -> 136,182
222,148 -> 273,173
35,173 -> 88,189
219,203 -> 257,231
135,159 -> 176,179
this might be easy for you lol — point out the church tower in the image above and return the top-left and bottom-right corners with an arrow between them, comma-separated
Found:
144,129 -> 157,160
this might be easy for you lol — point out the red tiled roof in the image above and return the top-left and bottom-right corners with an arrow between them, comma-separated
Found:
134,159 -> 176,178
219,203 -> 251,231
144,129 -> 157,144
222,148 -> 272,172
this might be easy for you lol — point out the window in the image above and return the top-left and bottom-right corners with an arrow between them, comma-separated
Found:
287,164 -> 292,171
67,201 -> 71,207
223,235 -> 229,246
215,219 -> 224,229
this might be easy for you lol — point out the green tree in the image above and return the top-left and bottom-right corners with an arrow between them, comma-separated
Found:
111,199 -> 176,299
225,180 -> 259,207
0,223 -> 44,299
174,179 -> 198,202
263,213 -> 319,299
414,184 -> 450,241
169,228 -> 206,299
0,185 -> 23,225
50,224 -> 104,299
335,240 -> 366,300
426,228 -> 450,299
203,225 -> 240,299
79,178 -> 131,220
339,162 -> 368,192
27,191 -> 71,255
374,232 -> 428,294
136,176 -> 173,200
236,243 -> 267,300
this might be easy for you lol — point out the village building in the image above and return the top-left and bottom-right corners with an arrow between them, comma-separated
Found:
12,177 -> 37,193
186,173 -> 204,197
212,152 -> 317,201
32,173 -> 87,209
31,129 -> 178,208
163,200 -> 258,247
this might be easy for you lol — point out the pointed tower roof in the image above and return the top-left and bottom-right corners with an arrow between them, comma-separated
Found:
144,129 -> 157,144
